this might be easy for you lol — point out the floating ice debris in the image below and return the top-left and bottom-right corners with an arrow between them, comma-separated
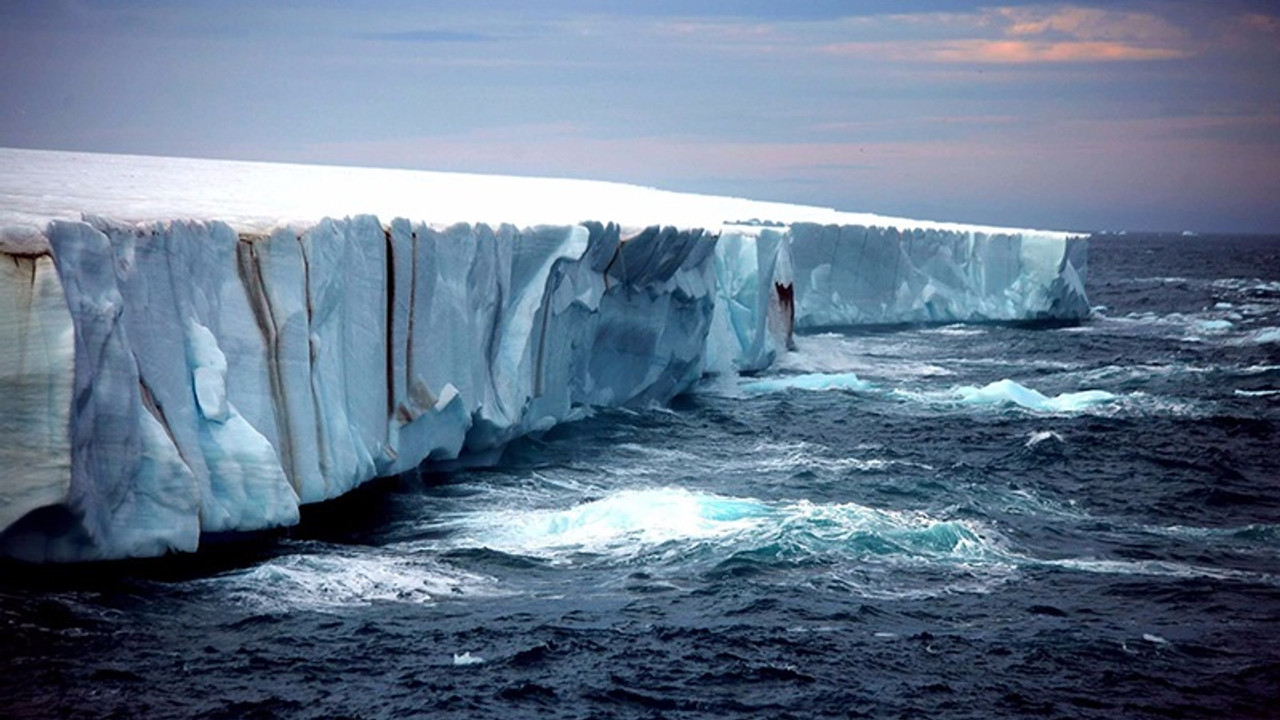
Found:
955,379 -> 1115,413
453,652 -> 485,666
1194,319 -> 1234,332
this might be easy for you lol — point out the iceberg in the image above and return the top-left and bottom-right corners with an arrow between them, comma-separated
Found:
0,148 -> 1088,561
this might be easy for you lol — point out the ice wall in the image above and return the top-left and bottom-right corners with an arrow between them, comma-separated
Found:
786,223 -> 1089,327
705,223 -> 1087,374
0,149 -> 1089,562
0,218 -> 715,561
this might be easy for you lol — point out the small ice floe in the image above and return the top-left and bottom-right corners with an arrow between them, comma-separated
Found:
1194,319 -> 1234,333
1142,633 -> 1169,645
1253,328 -> 1280,344
452,652 -> 485,666
955,379 -> 1115,413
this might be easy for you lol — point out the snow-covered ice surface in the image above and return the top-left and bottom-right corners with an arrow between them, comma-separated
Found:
0,148 -> 1088,561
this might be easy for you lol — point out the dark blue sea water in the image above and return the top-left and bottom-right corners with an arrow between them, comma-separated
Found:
4,232 -> 1280,719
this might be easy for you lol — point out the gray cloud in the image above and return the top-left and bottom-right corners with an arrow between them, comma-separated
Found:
367,29 -> 497,43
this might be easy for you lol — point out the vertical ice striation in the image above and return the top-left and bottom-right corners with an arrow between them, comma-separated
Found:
0,249 -> 74,538
0,216 -> 718,561
707,226 -> 795,373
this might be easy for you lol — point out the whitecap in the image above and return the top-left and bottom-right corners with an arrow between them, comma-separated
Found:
777,334 -> 953,379
741,371 -> 873,395
457,487 -> 771,560
923,324 -> 987,337
1025,430 -> 1065,448
1235,389 -> 1280,398
441,486 -> 1011,579
1042,557 -> 1273,584
1142,522 -> 1280,544
206,551 -> 498,611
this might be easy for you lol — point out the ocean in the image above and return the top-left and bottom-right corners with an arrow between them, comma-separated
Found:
3,232 -> 1279,719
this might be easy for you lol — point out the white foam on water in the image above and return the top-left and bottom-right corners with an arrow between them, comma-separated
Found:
774,499 -> 1002,560
713,439 -> 926,477
207,550 -> 499,611
756,452 -> 896,474
992,486 -> 1089,521
777,334 -> 953,379
1071,363 -> 1213,385
610,443 -> 702,465
740,372 -> 873,395
1131,277 -> 1192,285
1041,557 -> 1275,584
440,486 -> 1012,576
820,561 -> 1020,601
1141,522 -> 1280,546
454,487 -> 772,561
1103,310 -> 1261,345
921,324 -> 989,337
1235,388 -> 1280,397
1025,430 -> 1065,448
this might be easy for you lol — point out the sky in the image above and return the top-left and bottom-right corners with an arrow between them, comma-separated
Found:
2,0 -> 1278,233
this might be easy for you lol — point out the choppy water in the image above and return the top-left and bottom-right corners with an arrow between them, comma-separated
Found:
4,233 -> 1280,719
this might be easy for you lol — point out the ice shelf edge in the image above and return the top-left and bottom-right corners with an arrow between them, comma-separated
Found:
0,214 -> 1087,562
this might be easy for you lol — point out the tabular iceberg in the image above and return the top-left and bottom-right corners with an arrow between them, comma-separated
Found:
0,149 -> 1088,561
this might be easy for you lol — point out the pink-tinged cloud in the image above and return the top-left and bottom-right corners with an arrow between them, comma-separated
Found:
997,6 -> 1187,45
927,39 -> 1189,63
1238,13 -> 1280,35
820,5 -> 1194,65
821,39 -> 1189,64
1217,12 -> 1280,53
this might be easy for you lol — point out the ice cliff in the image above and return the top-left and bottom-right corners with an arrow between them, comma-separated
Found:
0,149 -> 1088,561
